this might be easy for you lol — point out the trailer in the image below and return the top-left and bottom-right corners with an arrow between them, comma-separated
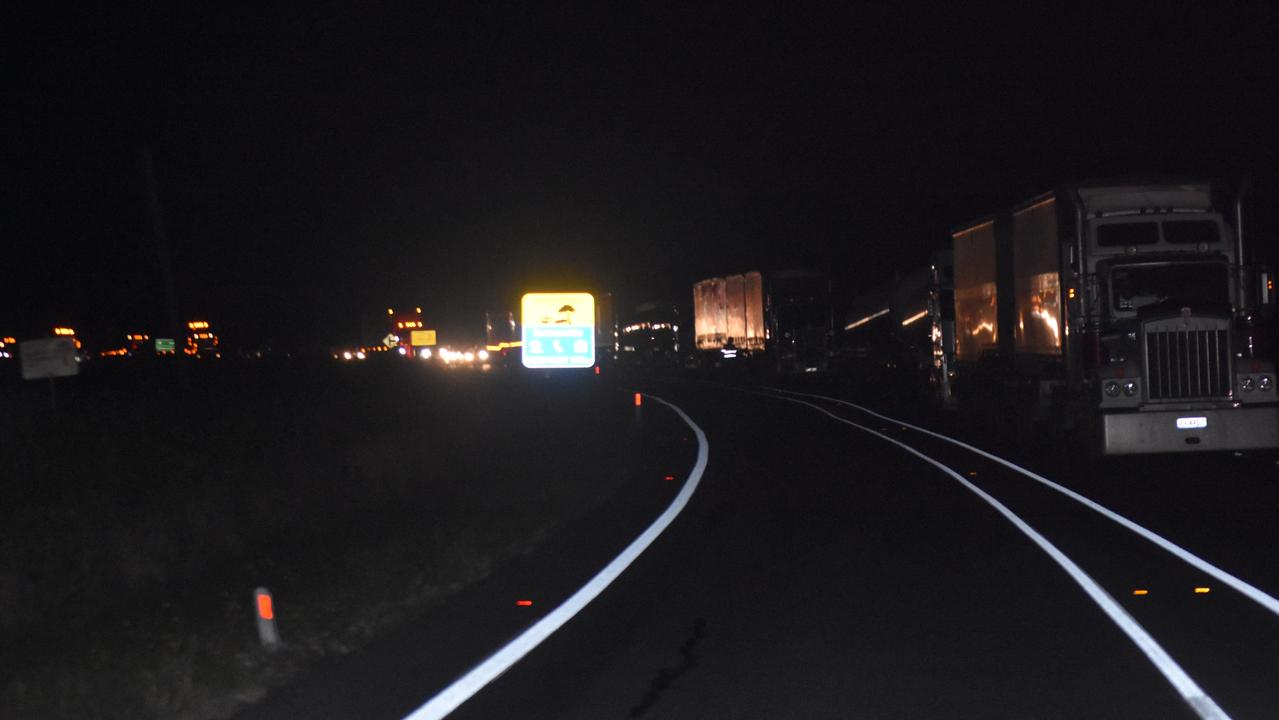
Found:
693,272 -> 766,353
943,180 -> 1278,455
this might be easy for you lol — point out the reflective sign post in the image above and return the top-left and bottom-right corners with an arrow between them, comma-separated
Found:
254,587 -> 280,649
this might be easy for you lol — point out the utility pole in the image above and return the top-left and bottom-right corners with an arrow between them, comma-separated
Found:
143,147 -> 187,387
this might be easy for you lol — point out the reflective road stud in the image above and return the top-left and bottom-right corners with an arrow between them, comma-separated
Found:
255,587 -> 280,648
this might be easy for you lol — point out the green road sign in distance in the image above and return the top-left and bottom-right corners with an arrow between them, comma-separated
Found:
155,338 -> 176,353
521,293 -> 595,369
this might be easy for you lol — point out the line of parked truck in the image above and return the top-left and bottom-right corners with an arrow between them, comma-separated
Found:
691,178 -> 1279,456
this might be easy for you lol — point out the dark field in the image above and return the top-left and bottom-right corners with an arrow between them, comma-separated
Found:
0,358 -> 655,719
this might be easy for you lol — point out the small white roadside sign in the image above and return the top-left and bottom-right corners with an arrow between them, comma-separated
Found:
20,337 -> 80,380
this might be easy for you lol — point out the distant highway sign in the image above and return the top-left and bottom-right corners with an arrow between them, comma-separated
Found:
521,293 -> 595,368
20,337 -> 79,380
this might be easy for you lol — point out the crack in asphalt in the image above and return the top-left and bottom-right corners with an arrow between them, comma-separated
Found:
627,618 -> 707,718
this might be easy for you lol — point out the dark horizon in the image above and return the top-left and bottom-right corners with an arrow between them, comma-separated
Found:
8,5 -> 1279,348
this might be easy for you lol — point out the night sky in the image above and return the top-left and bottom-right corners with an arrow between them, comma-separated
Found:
8,4 -> 1279,348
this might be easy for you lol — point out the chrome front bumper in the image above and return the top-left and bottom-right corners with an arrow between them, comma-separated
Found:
1101,404 -> 1279,455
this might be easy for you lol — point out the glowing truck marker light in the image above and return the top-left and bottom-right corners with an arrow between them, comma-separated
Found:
515,600 -> 533,607
901,309 -> 929,327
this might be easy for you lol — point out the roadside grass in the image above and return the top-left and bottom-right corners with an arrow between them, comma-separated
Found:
0,361 -> 645,719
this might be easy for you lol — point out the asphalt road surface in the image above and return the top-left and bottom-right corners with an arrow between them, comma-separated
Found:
241,381 -> 1279,719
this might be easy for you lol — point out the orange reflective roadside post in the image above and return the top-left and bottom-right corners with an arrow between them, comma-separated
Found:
255,587 -> 280,648
634,392 -> 642,407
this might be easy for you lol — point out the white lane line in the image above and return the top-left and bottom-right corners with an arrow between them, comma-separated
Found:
402,394 -> 709,720
758,391 -> 1230,720
765,386 -> 1279,620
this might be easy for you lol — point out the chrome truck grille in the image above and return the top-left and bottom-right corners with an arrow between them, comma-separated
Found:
1143,322 -> 1231,401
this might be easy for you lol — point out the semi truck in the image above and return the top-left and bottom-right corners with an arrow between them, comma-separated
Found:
692,270 -> 834,372
940,179 -> 1277,455
768,270 -> 834,374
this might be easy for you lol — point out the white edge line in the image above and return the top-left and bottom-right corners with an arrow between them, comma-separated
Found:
765,386 -> 1279,619
764,392 -> 1228,720
402,393 -> 709,720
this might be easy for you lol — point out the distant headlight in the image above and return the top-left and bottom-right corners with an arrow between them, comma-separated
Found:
463,351 -> 475,362
1241,376 -> 1256,392
1122,380 -> 1138,397
356,351 -> 367,360
420,348 -> 432,360
1260,375 -> 1273,391
397,346 -> 407,356
342,351 -> 353,360
478,349 -> 490,361
1104,381 -> 1121,397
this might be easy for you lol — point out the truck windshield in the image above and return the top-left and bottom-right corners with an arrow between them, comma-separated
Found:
1097,222 -> 1158,246
1110,262 -> 1229,312
1162,219 -> 1221,244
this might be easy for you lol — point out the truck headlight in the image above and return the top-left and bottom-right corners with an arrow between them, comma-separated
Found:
1104,381 -> 1121,397
1260,375 -> 1273,391
1122,380 -> 1138,397
1241,376 -> 1256,392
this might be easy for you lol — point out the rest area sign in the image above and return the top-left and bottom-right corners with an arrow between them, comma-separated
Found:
521,293 -> 595,369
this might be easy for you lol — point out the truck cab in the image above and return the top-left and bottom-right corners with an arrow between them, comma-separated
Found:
1070,184 -> 1277,453
949,180 -> 1279,455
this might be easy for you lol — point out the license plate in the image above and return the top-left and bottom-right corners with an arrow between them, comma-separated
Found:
1176,416 -> 1208,430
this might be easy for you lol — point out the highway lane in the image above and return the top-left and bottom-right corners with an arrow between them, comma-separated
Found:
443,384 -> 1221,719
242,380 -> 1279,718
234,386 -> 699,720
752,387 -> 1279,718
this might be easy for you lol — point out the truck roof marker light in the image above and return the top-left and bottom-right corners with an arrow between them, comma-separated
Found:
845,307 -> 890,331
515,599 -> 533,607
1194,587 -> 1211,594
634,393 -> 642,407
664,474 -> 675,481
966,471 -> 978,477
595,366 -> 601,375
1133,589 -> 1150,596
901,309 -> 929,327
